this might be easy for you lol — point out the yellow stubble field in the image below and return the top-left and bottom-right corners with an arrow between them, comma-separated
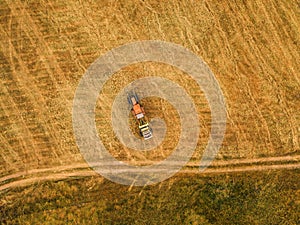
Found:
0,0 -> 299,181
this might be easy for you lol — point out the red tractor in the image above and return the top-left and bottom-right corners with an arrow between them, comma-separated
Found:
127,92 -> 153,140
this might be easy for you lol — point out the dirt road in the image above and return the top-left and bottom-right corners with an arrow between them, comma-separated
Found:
1,155 -> 299,192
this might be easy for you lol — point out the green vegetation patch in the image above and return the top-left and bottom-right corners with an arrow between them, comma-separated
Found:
1,170 -> 299,224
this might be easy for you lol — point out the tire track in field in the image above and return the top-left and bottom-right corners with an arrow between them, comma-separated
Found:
0,24 -> 66,167
7,0 -> 68,81
206,1 -> 276,156
227,1 -> 275,153
254,0 -> 299,151
1,1 -> 73,166
0,24 -> 43,167
0,155 -> 299,191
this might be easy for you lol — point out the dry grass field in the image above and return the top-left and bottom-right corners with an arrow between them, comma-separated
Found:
0,0 -> 299,223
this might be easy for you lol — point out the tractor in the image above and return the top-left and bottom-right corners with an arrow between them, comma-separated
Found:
127,92 -> 153,140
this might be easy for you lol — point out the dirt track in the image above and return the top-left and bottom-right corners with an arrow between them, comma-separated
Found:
1,155 -> 299,192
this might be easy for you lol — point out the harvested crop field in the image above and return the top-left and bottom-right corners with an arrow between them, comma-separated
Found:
0,0 -> 299,223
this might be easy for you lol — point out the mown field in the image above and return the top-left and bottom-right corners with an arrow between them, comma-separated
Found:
0,0 -> 299,224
